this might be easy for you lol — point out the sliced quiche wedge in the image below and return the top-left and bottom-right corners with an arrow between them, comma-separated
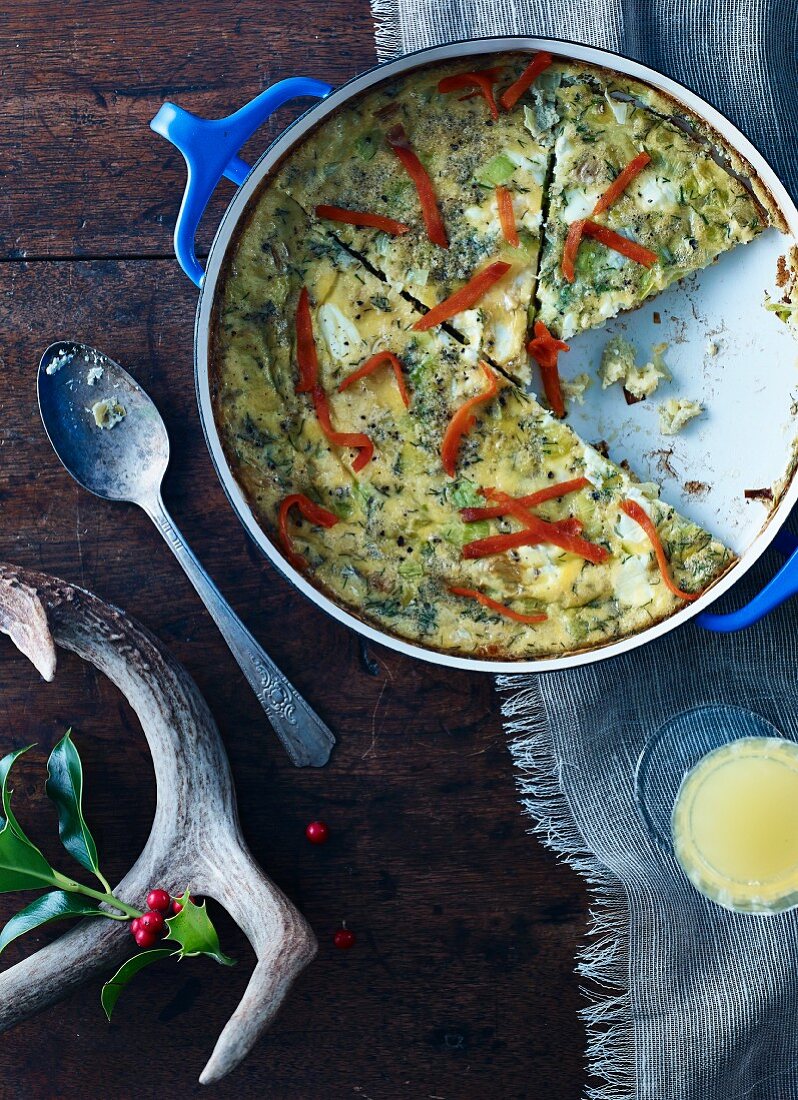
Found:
272,53 -> 554,382
407,389 -> 735,657
213,183 -> 736,660
597,68 -> 787,236
536,65 -> 770,339
213,185 -> 494,532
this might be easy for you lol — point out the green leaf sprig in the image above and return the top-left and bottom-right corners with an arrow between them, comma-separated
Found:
0,732 -> 234,1018
101,889 -> 235,1020
46,729 -> 110,892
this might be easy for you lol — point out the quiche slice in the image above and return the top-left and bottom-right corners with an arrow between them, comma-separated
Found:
273,53 -> 554,382
214,185 -> 496,534
213,182 -> 735,660
536,65 -> 771,338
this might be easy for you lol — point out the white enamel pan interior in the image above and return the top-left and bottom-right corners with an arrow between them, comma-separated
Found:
188,35 -> 798,673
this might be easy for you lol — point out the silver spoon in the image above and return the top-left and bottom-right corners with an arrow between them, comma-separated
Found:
37,341 -> 335,768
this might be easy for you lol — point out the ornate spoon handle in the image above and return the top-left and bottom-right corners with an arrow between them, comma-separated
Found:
142,493 -> 335,767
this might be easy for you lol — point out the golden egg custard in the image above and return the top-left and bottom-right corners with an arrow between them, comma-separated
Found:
211,51 -> 783,660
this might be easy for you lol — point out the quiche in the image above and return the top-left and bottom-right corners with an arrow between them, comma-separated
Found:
536,64 -> 769,337
211,50 -> 783,661
274,54 -> 552,382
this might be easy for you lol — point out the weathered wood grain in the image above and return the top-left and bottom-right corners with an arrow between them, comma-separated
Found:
0,4 -> 589,1096
0,1 -> 378,259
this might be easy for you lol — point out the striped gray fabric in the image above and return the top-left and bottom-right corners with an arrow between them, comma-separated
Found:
369,5 -> 798,1098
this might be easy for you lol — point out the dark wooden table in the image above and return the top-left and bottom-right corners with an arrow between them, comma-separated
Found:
0,4 -> 587,1096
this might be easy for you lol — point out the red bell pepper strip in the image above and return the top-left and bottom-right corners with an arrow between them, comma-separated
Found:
295,289 -> 375,471
278,493 -> 339,572
581,220 -> 658,268
440,361 -> 499,478
413,260 -> 512,332
386,124 -> 448,248
462,517 -> 609,564
562,154 -> 655,281
499,51 -> 554,111
462,510 -> 584,535
295,287 -> 319,394
475,490 -> 598,554
315,204 -> 410,237
554,517 -> 584,536
338,351 -> 410,408
561,218 -> 586,284
312,385 -> 374,473
496,185 -> 519,247
448,586 -> 547,624
527,321 -> 569,418
464,486 -> 606,561
438,68 -> 502,121
492,477 -> 589,509
619,499 -> 700,601
460,477 -> 590,522
592,152 -> 652,216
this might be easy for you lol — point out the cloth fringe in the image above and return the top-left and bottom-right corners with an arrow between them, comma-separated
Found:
497,675 -> 635,1100
370,0 -> 405,61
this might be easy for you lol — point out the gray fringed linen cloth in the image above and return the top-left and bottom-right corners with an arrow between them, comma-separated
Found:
370,4 -> 798,1098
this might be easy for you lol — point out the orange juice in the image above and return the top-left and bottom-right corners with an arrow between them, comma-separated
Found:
672,736 -> 798,913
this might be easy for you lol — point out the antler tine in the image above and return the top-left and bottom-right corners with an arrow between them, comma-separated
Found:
0,566 -> 317,1083
196,836 -> 317,1084
0,917 -> 130,1032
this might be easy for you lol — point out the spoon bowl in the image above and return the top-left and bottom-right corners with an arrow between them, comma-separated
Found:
37,341 -> 335,767
38,341 -> 169,505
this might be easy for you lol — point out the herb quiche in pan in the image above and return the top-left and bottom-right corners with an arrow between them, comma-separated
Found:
211,51 -> 780,660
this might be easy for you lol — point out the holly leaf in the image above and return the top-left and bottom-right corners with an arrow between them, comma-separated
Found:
0,745 -> 36,839
45,729 -> 107,889
101,948 -> 175,1021
0,747 -> 60,894
165,891 -> 235,966
0,890 -> 107,954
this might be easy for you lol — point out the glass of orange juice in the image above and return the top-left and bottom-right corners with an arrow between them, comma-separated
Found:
635,706 -> 798,914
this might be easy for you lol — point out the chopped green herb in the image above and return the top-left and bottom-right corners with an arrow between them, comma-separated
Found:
354,131 -> 379,161
475,153 -> 516,188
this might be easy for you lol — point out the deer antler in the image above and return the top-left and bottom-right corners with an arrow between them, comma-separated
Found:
0,564 -> 316,1084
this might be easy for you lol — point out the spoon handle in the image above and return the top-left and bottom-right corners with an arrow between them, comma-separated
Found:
142,493 -> 335,767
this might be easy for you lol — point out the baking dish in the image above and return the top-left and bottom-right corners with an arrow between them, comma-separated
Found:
151,35 -> 798,672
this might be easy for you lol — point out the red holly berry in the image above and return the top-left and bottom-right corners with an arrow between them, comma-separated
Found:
305,821 -> 329,845
129,917 -> 142,937
171,895 -> 198,914
333,927 -> 356,950
139,910 -> 165,936
146,888 -> 171,914
134,927 -> 159,949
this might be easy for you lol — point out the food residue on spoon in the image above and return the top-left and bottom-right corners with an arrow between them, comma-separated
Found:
91,400 -> 126,430
45,349 -> 72,375
86,366 -> 104,386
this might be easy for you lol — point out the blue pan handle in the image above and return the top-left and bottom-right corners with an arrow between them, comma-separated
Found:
696,528 -> 798,631
150,77 -> 333,287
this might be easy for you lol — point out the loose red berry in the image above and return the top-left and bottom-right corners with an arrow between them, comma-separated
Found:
139,910 -> 165,936
333,927 -> 356,950
305,821 -> 329,845
129,917 -> 142,937
134,927 -> 159,949
146,888 -> 171,914
171,894 -> 198,914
